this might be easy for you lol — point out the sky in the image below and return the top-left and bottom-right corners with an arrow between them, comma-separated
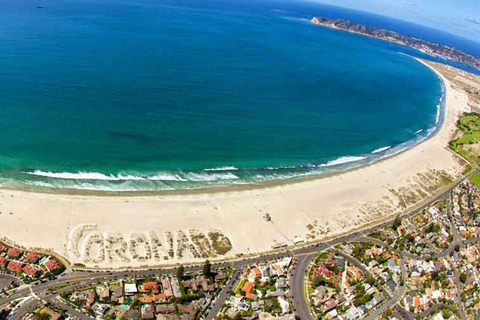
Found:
312,0 -> 480,43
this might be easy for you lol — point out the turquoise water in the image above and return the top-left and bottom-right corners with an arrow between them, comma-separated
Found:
0,0 -> 443,192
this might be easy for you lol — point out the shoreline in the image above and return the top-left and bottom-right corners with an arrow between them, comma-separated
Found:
0,60 -> 473,269
0,57 -> 445,198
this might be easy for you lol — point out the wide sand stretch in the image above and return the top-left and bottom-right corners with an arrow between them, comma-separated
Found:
0,61 -> 472,269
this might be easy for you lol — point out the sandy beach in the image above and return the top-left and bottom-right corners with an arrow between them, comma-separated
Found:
0,61 -> 473,269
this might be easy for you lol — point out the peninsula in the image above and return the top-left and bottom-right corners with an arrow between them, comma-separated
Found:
311,17 -> 480,71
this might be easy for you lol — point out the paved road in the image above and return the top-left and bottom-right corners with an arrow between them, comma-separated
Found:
290,254 -> 315,320
0,275 -> 21,291
205,268 -> 241,320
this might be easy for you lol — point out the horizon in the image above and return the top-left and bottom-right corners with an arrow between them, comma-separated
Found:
308,0 -> 480,44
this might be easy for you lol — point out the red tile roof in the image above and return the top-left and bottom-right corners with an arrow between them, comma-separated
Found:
7,248 -> 22,258
23,265 -> 40,277
45,259 -> 59,272
25,252 -> 39,263
139,282 -> 160,294
414,296 -> 421,307
7,261 -> 24,272
139,295 -> 156,304
0,256 -> 7,266
242,281 -> 255,295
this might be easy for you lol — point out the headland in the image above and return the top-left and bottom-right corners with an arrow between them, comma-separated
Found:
311,17 -> 480,72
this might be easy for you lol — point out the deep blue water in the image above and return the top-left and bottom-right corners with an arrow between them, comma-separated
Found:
0,0 -> 449,191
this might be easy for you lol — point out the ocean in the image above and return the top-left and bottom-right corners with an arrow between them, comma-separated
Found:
0,0 -> 449,191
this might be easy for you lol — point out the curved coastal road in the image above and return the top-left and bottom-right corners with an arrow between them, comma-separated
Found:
290,254 -> 315,320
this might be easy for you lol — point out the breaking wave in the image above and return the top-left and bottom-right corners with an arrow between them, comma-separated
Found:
204,166 -> 238,172
319,156 -> 368,168
371,146 -> 392,154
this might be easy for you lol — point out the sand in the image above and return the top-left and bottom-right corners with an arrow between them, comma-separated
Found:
0,61 -> 473,269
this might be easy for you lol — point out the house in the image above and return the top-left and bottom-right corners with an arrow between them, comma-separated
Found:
274,264 -> 285,277
125,309 -> 140,320
23,265 -> 40,277
141,305 -> 155,320
139,282 -> 160,294
6,248 -> 22,259
252,300 -> 265,311
345,307 -> 359,319
124,283 -> 138,295
177,304 -> 197,318
215,272 -> 226,282
92,303 -> 110,317
7,261 -> 24,273
25,253 -> 39,263
275,278 -> 287,290
106,305 -> 128,319
110,285 -> 124,303
242,281 -> 256,299
322,299 -> 338,313
201,281 -> 215,293
0,256 -> 7,267
156,305 -> 175,314
162,278 -> 173,298
230,296 -> 249,311
95,286 -> 110,300
171,278 -> 182,298
326,309 -> 338,319
278,297 -> 290,314
71,290 -> 95,307
45,259 -> 59,273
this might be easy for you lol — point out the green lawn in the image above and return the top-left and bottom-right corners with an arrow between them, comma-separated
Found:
450,113 -> 480,165
469,171 -> 480,188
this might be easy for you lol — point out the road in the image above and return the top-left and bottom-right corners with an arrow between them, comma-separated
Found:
205,268 -> 241,320
290,254 -> 315,320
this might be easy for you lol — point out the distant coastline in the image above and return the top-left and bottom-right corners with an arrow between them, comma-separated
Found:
311,17 -> 480,72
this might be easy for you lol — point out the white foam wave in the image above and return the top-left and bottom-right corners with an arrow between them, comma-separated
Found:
415,129 -> 424,134
319,156 -> 368,168
148,173 -> 187,181
371,146 -> 392,154
435,103 -> 441,124
26,170 -> 127,181
25,181 -> 175,192
184,172 -> 239,181
26,170 -> 187,182
204,166 -> 238,172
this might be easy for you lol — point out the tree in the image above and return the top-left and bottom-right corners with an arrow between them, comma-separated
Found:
393,216 -> 402,230
176,264 -> 185,280
365,275 -> 375,285
203,260 -> 211,277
